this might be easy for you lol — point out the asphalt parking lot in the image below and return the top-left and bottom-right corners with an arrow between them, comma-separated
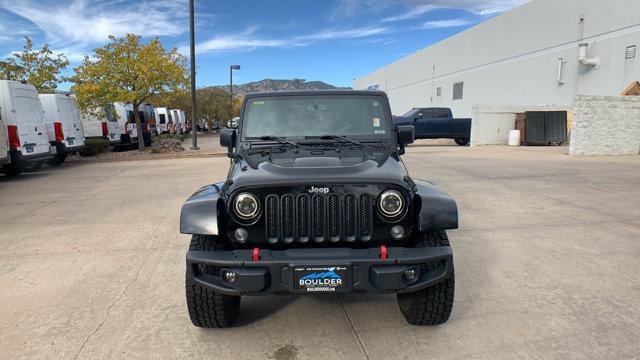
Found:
1,141 -> 639,359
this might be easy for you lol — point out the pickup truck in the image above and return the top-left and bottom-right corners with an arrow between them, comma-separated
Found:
393,107 -> 471,145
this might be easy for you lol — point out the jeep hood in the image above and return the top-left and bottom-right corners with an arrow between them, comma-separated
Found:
224,155 -> 410,193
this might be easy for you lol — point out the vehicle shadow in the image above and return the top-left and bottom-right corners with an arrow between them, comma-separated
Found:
232,294 -> 301,327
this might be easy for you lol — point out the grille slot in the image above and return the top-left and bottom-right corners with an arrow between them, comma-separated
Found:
264,191 -> 373,243
282,195 -> 294,243
265,195 -> 279,243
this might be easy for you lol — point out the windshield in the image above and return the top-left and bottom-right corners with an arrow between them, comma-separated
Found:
242,95 -> 389,139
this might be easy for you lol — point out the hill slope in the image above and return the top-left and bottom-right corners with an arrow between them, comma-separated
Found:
209,78 -> 350,97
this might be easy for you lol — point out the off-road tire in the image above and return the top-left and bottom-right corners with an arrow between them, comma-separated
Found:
397,230 -> 455,325
185,234 -> 240,328
454,138 -> 469,146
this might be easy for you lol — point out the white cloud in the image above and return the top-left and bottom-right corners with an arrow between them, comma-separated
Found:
334,0 -> 530,21
0,0 -> 189,47
382,5 -> 437,22
186,26 -> 392,55
422,18 -> 474,29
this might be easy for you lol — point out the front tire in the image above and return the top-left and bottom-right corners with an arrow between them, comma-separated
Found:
397,230 -> 455,325
185,234 -> 240,328
454,138 -> 469,146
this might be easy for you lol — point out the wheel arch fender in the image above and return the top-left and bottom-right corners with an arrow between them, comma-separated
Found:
180,182 -> 225,235
413,180 -> 458,231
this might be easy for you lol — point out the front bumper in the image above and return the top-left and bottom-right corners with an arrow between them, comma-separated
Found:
186,246 -> 453,296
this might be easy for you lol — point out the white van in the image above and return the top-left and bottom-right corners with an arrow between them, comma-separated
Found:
0,80 -> 54,175
81,104 -> 120,144
155,107 -> 172,134
113,102 -> 138,145
39,94 -> 86,165
177,109 -> 190,133
171,109 -> 182,133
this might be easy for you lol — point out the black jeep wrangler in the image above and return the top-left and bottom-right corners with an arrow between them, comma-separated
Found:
180,90 -> 458,327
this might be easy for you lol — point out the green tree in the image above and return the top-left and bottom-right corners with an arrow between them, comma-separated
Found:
0,36 -> 69,92
72,34 -> 188,149
195,87 -> 242,131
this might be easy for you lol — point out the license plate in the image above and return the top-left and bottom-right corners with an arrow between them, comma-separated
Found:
26,146 -> 34,153
293,266 -> 349,293
68,139 -> 74,145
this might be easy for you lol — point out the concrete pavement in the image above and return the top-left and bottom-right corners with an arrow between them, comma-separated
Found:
0,142 -> 638,359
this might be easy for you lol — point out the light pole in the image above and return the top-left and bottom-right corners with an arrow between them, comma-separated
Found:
189,0 -> 199,150
229,65 -> 240,123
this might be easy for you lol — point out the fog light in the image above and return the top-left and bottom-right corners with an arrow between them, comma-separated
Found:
390,225 -> 405,239
404,268 -> 417,280
223,270 -> 237,282
234,228 -> 248,243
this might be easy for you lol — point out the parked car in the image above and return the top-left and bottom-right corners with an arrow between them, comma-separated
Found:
0,80 -> 54,175
0,113 -> 9,166
180,90 -> 458,328
155,107 -> 172,134
227,116 -> 239,129
39,93 -> 86,165
393,107 -> 471,145
81,104 -> 120,144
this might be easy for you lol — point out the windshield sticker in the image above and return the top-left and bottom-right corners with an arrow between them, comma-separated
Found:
374,130 -> 386,134
372,101 -> 379,107
372,117 -> 381,127
253,101 -> 264,105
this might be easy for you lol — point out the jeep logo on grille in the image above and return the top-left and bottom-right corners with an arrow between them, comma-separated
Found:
308,186 -> 330,194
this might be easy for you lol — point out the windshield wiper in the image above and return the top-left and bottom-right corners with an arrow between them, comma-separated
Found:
304,135 -> 365,147
250,135 -> 299,147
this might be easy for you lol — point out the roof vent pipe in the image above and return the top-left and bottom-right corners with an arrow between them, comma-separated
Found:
579,43 -> 600,67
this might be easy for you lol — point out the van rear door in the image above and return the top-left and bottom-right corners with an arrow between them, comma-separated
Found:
12,84 -> 50,156
67,97 -> 85,146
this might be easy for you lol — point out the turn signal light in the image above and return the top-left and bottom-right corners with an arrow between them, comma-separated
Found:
7,125 -> 20,149
54,122 -> 64,142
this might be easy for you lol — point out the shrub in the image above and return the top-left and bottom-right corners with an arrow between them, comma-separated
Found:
79,138 -> 110,157
154,133 -> 185,143
149,135 -> 185,153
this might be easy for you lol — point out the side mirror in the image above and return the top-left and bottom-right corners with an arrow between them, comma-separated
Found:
413,113 -> 423,121
396,125 -> 414,155
220,128 -> 236,157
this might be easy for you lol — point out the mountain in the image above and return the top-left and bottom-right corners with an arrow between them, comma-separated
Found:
209,78 -> 351,97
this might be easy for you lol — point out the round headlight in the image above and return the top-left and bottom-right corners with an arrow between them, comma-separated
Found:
234,193 -> 260,220
378,190 -> 404,217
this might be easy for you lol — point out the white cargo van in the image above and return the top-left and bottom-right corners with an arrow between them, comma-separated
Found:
113,102 -> 137,145
81,104 -> 120,144
155,107 -> 172,134
171,109 -> 182,134
39,93 -> 86,165
0,80 -> 54,175
177,109 -> 190,133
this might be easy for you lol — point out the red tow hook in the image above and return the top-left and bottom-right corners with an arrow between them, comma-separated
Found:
252,247 -> 260,262
380,245 -> 388,260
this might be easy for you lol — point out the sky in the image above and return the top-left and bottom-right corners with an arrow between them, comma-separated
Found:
0,0 -> 529,90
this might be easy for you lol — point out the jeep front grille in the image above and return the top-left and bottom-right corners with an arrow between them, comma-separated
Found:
265,193 -> 373,244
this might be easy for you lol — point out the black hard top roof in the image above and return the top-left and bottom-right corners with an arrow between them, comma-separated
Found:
243,89 -> 387,99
